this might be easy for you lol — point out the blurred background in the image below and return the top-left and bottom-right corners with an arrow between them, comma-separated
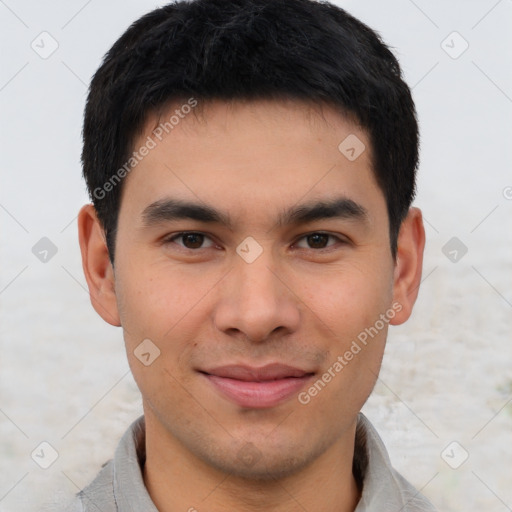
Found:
0,1 -> 511,510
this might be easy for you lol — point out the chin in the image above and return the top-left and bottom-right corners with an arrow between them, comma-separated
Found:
195,432 -> 330,482
212,451 -> 313,482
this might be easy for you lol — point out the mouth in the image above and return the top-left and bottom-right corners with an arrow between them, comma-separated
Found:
199,363 -> 316,409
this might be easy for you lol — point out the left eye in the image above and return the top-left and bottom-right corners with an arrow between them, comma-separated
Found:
166,232 -> 216,249
294,232 -> 342,250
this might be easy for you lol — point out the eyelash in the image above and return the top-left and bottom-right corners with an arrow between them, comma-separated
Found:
163,231 -> 347,252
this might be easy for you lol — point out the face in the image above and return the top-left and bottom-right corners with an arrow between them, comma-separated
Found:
81,99 -> 423,480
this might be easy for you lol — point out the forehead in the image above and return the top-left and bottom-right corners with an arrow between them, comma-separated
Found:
120,99 -> 383,223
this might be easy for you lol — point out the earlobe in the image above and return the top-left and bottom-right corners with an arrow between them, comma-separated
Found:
389,207 -> 425,326
77,204 -> 121,327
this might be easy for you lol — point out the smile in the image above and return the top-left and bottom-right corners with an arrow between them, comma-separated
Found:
199,363 -> 316,409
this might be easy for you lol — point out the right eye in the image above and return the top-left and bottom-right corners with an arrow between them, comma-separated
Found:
163,232 -> 217,250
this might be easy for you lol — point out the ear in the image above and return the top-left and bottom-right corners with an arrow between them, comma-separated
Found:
389,207 -> 425,325
77,204 -> 121,326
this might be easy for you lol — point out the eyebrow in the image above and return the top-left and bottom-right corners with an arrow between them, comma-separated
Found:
141,196 -> 369,230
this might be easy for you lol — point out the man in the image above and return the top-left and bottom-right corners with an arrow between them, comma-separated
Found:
66,0 -> 435,510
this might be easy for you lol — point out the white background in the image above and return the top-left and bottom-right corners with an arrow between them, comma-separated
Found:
1,1 -> 511,510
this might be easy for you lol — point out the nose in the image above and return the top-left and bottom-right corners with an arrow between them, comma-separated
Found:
213,252 -> 301,343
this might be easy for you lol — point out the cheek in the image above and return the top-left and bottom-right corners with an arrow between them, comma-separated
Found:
116,257 -> 182,330
300,261 -> 394,336
298,261 -> 392,394
114,259 -> 225,362
116,265 -> 202,405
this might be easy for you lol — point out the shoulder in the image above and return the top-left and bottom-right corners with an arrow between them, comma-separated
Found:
390,469 -> 438,511
355,414 -> 437,511
56,459 -> 116,512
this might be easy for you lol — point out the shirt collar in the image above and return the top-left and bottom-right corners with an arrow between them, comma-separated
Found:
353,413 -> 435,511
113,416 -> 158,512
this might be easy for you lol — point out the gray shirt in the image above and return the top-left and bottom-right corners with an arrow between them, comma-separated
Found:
60,413 -> 437,511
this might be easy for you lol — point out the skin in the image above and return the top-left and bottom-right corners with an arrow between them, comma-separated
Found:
78,99 -> 425,512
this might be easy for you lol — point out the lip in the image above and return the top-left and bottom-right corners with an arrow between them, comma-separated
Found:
200,364 -> 315,409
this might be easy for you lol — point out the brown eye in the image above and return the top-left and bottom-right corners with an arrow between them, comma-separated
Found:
166,232 -> 215,250
306,233 -> 329,249
181,233 -> 204,248
295,232 -> 341,250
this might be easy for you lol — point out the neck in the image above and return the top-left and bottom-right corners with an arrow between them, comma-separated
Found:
142,411 -> 361,512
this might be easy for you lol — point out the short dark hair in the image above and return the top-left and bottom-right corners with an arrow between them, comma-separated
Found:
82,0 -> 419,262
